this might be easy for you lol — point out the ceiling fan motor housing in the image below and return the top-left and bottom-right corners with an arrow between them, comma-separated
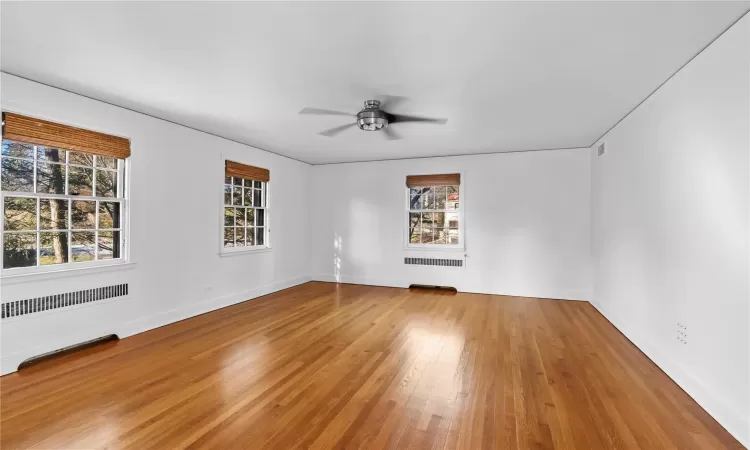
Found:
357,100 -> 388,131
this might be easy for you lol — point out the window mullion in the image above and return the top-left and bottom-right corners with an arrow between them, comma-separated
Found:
36,197 -> 40,267
92,155 -> 97,197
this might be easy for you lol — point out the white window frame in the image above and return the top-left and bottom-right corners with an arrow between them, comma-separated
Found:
219,161 -> 271,255
404,172 -> 465,251
0,141 -> 131,276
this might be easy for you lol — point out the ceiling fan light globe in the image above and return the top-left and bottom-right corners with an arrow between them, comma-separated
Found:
357,116 -> 388,131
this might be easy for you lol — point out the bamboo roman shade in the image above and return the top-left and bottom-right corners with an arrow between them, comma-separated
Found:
406,173 -> 460,187
225,160 -> 270,183
2,112 -> 131,159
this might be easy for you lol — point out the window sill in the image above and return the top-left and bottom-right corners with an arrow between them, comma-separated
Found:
219,246 -> 273,257
1,262 -> 137,285
403,246 -> 466,253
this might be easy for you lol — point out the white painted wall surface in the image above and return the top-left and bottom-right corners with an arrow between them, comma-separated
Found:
0,74 -> 312,375
310,149 -> 591,301
590,14 -> 749,447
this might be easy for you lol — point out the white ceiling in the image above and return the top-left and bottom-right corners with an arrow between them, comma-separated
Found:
1,2 -> 748,164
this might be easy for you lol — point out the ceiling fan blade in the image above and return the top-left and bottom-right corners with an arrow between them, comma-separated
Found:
300,107 -> 355,117
382,126 -> 402,140
319,122 -> 357,137
388,113 -> 447,125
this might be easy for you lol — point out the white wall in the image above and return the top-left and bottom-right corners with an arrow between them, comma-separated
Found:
310,149 -> 591,300
0,73 -> 312,374
590,14 -> 749,446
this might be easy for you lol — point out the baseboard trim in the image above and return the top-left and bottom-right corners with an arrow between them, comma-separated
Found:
312,273 -> 589,301
590,301 -> 749,448
1,275 -> 311,376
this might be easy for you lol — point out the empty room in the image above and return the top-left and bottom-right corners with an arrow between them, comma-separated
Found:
0,1 -> 748,449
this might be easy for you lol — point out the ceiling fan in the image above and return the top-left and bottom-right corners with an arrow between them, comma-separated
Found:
299,98 -> 448,140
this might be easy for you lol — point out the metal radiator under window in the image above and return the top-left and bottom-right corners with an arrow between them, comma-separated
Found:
404,257 -> 463,267
1,284 -> 129,319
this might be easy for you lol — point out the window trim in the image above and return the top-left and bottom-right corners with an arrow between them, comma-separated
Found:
0,145 -> 131,277
403,171 -> 465,251
219,158 -> 271,255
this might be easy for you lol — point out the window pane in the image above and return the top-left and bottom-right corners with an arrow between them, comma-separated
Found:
40,199 -> 69,230
224,207 -> 234,226
99,202 -> 121,229
235,207 -> 246,227
434,228 -> 446,244
247,208 -> 255,226
36,162 -> 66,194
68,166 -> 94,196
434,186 -> 447,209
223,227 -> 234,248
409,193 -> 422,210
96,156 -> 117,169
256,208 -> 264,227
71,231 -> 95,262
446,213 -> 459,229
2,141 -> 34,158
254,180 -> 262,189
224,185 -> 232,205
409,224 -> 421,243
244,188 -> 253,207
233,187 -> 242,205
37,146 -> 66,163
1,157 -> 34,192
447,229 -> 459,245
3,232 -> 37,268
69,152 -> 94,166
225,176 -> 231,185
235,227 -> 245,247
72,200 -> 96,229
422,188 -> 435,209
256,227 -> 264,246
420,227 -> 435,243
253,188 -> 262,207
247,227 -> 255,246
408,212 -> 420,233
4,197 -> 36,231
422,212 -> 443,229
97,231 -> 118,260
40,232 -> 69,265
447,186 -> 459,209
95,169 -> 117,197
232,177 -> 242,186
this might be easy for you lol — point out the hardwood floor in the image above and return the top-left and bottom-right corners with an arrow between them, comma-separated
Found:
1,282 -> 742,449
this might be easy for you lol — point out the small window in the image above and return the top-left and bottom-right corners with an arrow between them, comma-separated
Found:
2,141 -> 127,270
222,160 -> 270,252
406,173 -> 462,248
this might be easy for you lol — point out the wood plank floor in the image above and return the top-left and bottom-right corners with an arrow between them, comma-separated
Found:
1,282 -> 742,449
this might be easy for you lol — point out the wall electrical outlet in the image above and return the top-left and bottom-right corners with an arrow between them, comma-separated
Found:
677,321 -> 688,345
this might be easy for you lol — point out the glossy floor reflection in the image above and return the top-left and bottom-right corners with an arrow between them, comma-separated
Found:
0,282 -> 742,449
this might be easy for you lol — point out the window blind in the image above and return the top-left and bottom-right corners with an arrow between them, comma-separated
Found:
2,112 -> 131,159
406,173 -> 460,187
225,160 -> 270,182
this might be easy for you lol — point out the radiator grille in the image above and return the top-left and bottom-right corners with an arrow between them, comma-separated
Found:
1,284 -> 128,319
404,257 -> 463,267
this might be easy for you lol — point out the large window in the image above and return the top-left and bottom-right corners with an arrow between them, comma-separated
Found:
222,160 -> 269,251
1,140 -> 126,270
407,173 -> 461,247
223,176 -> 267,248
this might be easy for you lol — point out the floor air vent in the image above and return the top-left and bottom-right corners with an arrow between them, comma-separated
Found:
18,334 -> 120,370
404,257 -> 463,267
1,283 -> 128,319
